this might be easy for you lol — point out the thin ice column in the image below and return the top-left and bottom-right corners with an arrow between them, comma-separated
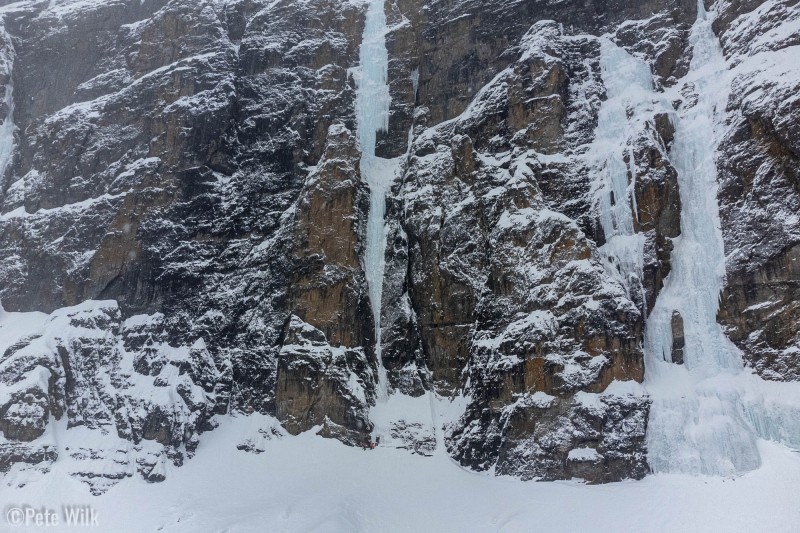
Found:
356,0 -> 396,401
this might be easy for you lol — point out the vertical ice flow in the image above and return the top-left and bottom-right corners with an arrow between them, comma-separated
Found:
592,39 -> 654,306
356,0 -> 395,402
645,2 -> 739,376
0,26 -> 16,190
356,0 -> 390,157
644,0 -> 800,475
0,24 -> 16,311
355,2 -> 453,451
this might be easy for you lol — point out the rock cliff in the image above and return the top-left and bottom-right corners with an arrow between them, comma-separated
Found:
0,0 -> 797,492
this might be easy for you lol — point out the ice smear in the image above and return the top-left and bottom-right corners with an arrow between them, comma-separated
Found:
591,39 -> 668,308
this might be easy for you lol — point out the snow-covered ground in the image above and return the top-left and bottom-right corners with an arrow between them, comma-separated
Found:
6,414 -> 800,532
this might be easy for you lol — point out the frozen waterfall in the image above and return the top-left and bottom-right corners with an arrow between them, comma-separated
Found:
643,0 -> 800,476
354,0 -> 459,453
0,27 -> 15,187
592,38 -> 665,308
356,0 -> 397,403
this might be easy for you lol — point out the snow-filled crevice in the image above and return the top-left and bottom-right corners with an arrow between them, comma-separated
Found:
643,0 -> 800,476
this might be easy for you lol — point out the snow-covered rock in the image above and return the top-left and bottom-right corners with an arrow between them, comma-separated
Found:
0,0 -> 798,493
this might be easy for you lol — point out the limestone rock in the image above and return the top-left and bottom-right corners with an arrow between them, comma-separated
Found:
714,0 -> 800,381
671,311 -> 685,365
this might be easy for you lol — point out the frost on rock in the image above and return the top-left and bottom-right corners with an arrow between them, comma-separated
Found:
235,413 -> 287,455
277,315 -> 373,440
383,21 -> 671,482
453,381 -> 649,483
1,0 -> 372,485
0,301 -> 222,493
714,0 -> 800,382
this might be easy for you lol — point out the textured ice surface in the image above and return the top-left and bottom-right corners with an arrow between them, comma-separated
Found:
591,39 -> 667,306
356,0 -> 396,403
644,0 -> 800,475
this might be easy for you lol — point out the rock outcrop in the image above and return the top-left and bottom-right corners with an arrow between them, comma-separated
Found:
380,19 -> 678,482
714,0 -> 800,381
0,301 -> 221,494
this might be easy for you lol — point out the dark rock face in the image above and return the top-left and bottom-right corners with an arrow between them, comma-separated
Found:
380,20 -> 671,482
713,0 -> 800,381
276,316 -> 373,436
276,124 -> 375,435
0,0 -> 372,491
670,311 -> 685,365
0,0 -> 797,490
394,0 -> 697,126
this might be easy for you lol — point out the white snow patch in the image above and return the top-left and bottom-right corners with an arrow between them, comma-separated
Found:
568,447 -> 601,462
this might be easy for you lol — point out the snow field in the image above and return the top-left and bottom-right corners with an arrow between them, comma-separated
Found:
9,414 -> 800,533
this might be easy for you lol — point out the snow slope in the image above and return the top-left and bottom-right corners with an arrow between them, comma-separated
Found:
6,414 -> 800,533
